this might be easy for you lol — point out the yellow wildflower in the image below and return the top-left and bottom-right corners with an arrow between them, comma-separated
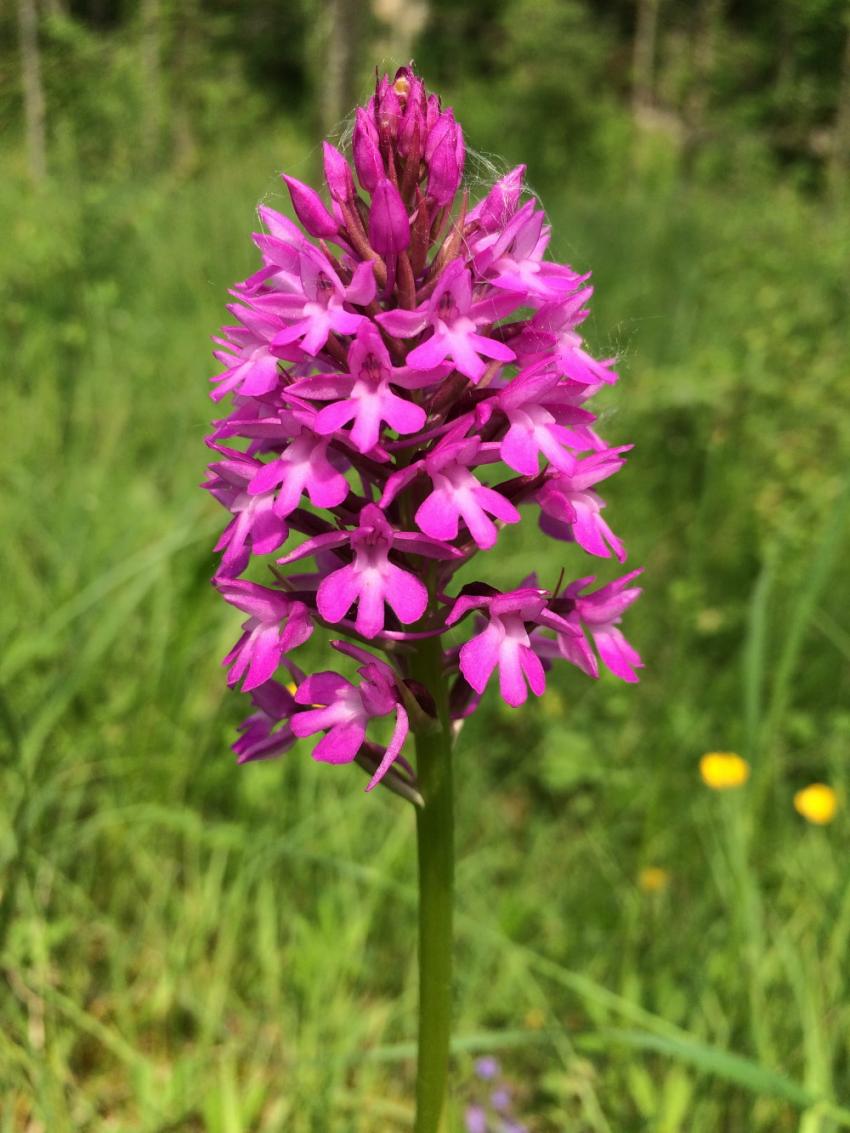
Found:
699,752 -> 750,790
794,783 -> 838,826
524,1007 -> 546,1030
638,866 -> 670,893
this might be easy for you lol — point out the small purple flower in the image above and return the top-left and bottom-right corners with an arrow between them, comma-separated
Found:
474,1057 -> 501,1081
465,1106 -> 488,1133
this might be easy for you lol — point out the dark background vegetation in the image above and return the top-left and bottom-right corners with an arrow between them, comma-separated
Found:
2,1 -> 850,1130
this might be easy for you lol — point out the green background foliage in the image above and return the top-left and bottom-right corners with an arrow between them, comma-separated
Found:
2,1 -> 850,1129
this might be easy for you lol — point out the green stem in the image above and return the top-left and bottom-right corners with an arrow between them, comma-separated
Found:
411,634 -> 454,1133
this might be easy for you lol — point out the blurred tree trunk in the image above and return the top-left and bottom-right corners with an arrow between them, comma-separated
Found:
631,0 -> 660,120
830,14 -> 850,201
172,0 -> 200,174
17,0 -> 47,182
140,0 -> 163,166
372,0 -> 428,68
682,0 -> 725,175
318,0 -> 366,137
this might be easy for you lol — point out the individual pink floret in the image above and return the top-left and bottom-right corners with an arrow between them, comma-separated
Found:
247,414 -> 350,518
291,655 -> 409,789
415,432 -> 520,550
566,571 -> 644,682
536,447 -> 631,561
447,588 -> 548,707
279,504 -> 458,640
377,260 -> 519,383
288,323 -> 446,454
217,579 -> 314,691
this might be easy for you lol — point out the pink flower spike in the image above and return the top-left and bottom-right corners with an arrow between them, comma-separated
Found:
217,579 -> 314,691
205,66 -> 642,797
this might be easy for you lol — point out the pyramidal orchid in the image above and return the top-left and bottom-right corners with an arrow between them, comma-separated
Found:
203,66 -> 641,1133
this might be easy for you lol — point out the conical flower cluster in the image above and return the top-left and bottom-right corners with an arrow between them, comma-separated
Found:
204,67 -> 642,796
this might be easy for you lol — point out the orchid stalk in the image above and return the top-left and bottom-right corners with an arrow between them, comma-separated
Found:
204,66 -> 642,1133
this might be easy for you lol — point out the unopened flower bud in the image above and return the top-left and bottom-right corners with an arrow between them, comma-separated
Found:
369,178 -> 411,258
425,111 -> 464,206
353,107 -> 385,193
322,141 -> 355,204
282,174 -> 338,238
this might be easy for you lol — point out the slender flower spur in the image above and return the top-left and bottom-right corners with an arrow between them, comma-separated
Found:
203,66 -> 642,1133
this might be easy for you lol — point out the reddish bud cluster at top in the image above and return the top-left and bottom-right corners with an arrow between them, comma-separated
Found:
203,66 -> 642,797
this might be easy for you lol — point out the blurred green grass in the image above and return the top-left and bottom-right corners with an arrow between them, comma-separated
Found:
2,128 -> 850,1131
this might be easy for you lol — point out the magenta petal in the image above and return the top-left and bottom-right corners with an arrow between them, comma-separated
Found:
313,720 -> 367,764
346,260 -> 378,306
243,627 -> 284,691
317,565 -> 360,625
382,564 -> 428,626
405,334 -> 451,370
459,623 -> 502,695
468,333 -> 515,363
353,572 -> 387,639
497,642 -> 528,707
377,308 -> 429,338
595,626 -> 642,682
366,705 -> 410,790
520,646 -> 546,697
315,399 -> 358,436
416,489 -> 459,541
502,423 -> 541,475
